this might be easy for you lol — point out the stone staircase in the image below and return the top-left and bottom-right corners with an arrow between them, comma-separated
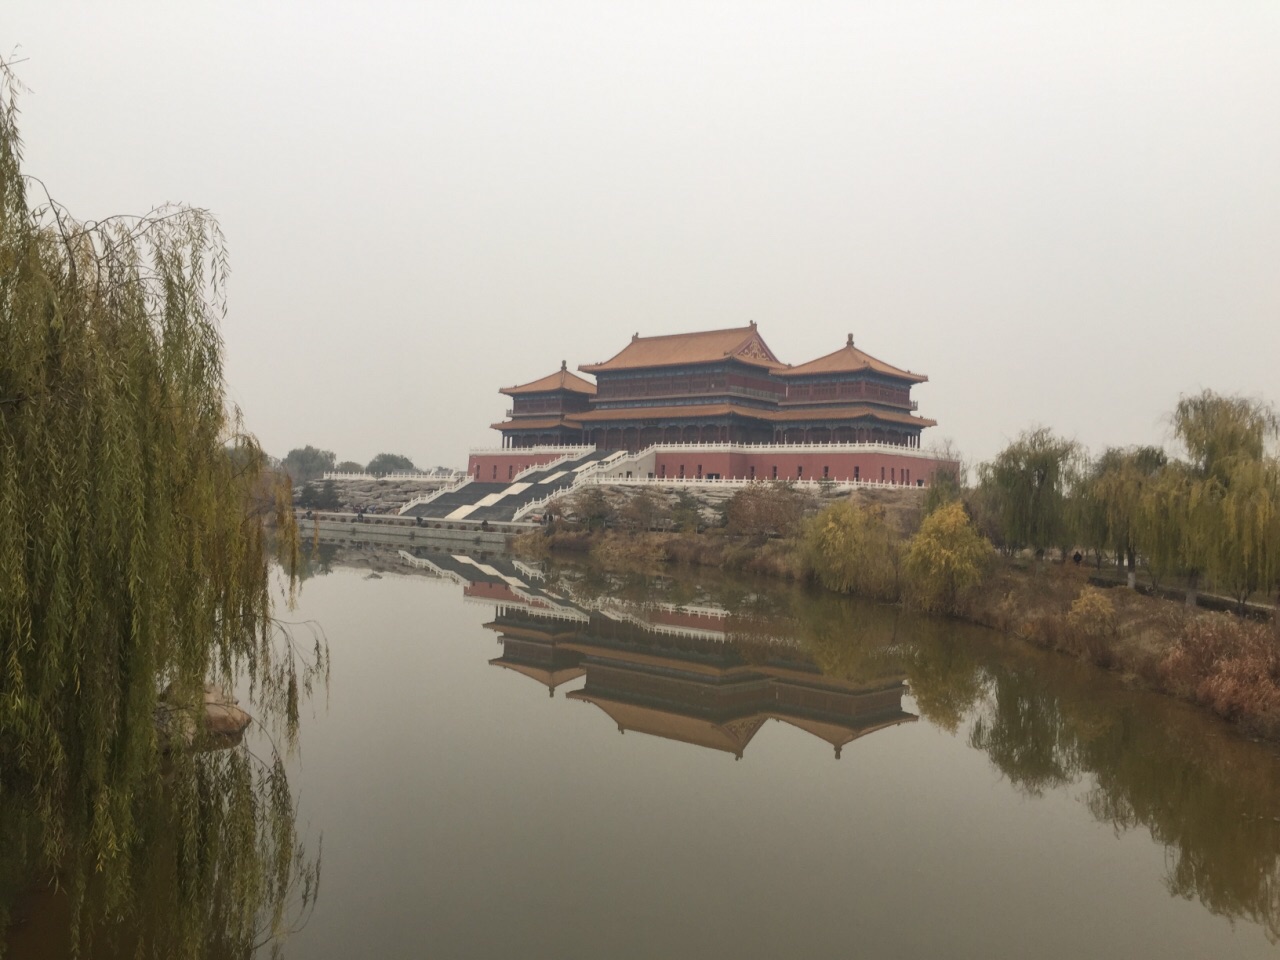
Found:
400,448 -> 619,522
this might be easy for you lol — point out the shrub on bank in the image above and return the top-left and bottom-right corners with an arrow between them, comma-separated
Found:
801,501 -> 902,601
1062,586 -> 1120,666
903,501 -> 993,615
1160,613 -> 1280,737
726,483 -> 808,540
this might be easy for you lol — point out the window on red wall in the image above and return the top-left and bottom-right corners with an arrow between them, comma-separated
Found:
508,465 -> 514,480
492,465 -> 497,479
797,465 -> 803,478
823,465 -> 829,479
881,466 -> 885,481
854,465 -> 860,480
772,465 -> 778,480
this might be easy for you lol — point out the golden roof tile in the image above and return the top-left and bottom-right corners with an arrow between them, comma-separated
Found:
777,334 -> 927,383
500,362 -> 597,396
579,323 -> 785,373
490,417 -> 584,431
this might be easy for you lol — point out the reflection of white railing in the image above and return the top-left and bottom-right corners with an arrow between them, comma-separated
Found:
398,477 -> 472,515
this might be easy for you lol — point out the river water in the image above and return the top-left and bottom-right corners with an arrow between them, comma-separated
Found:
8,540 -> 1280,958
280,543 -> 1280,960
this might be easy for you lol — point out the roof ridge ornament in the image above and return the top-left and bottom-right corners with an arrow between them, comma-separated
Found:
847,333 -> 854,347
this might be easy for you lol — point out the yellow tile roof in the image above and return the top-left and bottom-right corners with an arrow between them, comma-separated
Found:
500,363 -> 597,396
580,323 -> 784,373
777,335 -> 926,383
490,417 -> 584,431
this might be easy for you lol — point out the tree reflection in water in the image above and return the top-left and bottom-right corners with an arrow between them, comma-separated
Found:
546,557 -> 1280,944
1,634 -> 324,960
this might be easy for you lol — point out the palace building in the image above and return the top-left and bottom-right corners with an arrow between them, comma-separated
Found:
493,323 -> 933,452
426,322 -> 957,500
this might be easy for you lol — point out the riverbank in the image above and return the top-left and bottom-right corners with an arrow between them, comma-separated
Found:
513,516 -> 1280,740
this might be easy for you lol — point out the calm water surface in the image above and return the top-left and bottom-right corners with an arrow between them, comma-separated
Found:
8,541 -> 1280,958
277,544 -> 1280,960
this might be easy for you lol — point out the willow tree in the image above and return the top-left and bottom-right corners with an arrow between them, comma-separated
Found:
801,500 -> 902,601
1085,445 -> 1167,587
1156,390 -> 1280,607
0,65 -> 320,953
977,427 -> 1081,560
1214,457 -> 1280,608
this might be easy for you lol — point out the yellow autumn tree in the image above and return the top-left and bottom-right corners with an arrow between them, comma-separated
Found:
801,500 -> 901,601
903,501 -> 992,614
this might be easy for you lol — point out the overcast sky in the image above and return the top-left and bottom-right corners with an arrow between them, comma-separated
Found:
8,2 -> 1279,468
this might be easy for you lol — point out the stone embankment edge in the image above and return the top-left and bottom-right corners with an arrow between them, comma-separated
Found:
297,515 -> 529,549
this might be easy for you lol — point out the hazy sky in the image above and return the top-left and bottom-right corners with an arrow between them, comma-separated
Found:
8,2 -> 1279,468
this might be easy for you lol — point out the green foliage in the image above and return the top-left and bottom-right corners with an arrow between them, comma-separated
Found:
793,592 -> 908,685
298,479 -> 341,510
1132,391 -> 1280,605
903,501 -> 992,614
365,452 -> 416,475
1173,389 -> 1278,483
0,65 -> 322,952
1208,455 -> 1280,605
571,486 -> 615,531
1136,461 -> 1196,590
617,488 -> 669,532
801,500 -> 902,600
978,428 -> 1081,555
923,463 -> 962,516
670,490 -> 703,533
1080,445 -> 1167,575
726,482 -> 806,539
334,459 -> 363,473
963,479 -> 1008,554
1172,391 -> 1280,605
282,445 -> 336,482
1066,586 -> 1117,638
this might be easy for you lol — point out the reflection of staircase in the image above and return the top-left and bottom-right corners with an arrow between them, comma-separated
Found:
396,550 -> 589,620
400,449 -> 620,522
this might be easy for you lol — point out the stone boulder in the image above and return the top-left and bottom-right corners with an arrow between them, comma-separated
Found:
203,684 -> 253,741
155,683 -> 253,751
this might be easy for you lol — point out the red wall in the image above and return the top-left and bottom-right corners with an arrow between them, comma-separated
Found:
468,448 -> 957,486
651,450 -> 953,485
466,451 -> 568,481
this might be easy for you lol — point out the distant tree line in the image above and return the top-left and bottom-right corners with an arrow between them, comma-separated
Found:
785,388 -> 1279,614
953,389 -> 1280,609
279,447 -> 427,481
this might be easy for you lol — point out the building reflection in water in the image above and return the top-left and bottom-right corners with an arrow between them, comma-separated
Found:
401,549 -> 915,760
